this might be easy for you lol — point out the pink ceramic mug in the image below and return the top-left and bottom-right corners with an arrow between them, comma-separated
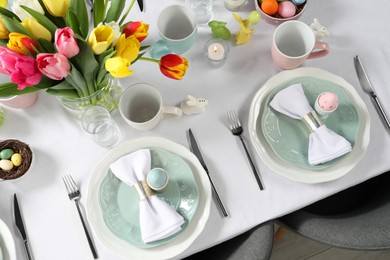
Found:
272,20 -> 329,70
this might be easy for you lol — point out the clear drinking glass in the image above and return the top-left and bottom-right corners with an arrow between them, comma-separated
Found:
81,106 -> 120,147
187,0 -> 214,25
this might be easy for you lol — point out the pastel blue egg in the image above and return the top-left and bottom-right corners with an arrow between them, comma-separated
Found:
0,148 -> 14,160
147,168 -> 168,191
291,0 -> 306,5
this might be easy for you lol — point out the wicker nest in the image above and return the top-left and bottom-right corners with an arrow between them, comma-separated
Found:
0,139 -> 33,180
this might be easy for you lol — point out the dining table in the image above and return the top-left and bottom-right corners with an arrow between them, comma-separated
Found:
1,0 -> 390,259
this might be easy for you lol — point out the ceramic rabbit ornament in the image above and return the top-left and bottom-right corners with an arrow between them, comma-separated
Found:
310,18 -> 330,41
180,95 -> 208,115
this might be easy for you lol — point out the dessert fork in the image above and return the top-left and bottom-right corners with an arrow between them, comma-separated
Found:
62,174 -> 98,259
227,111 -> 264,190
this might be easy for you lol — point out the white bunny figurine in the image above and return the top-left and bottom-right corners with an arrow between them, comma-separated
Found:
180,95 -> 208,115
310,18 -> 330,41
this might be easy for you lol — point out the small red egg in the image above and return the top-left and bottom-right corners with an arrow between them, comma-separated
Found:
278,1 -> 296,18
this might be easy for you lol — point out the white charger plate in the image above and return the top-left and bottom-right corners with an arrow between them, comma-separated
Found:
248,67 -> 370,183
86,137 -> 212,260
0,218 -> 17,260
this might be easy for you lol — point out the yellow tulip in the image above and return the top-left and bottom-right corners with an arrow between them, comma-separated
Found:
87,25 -> 114,55
22,18 -> 52,41
105,56 -> 133,78
0,19 -> 9,39
115,34 -> 140,63
7,32 -> 39,55
42,0 -> 69,17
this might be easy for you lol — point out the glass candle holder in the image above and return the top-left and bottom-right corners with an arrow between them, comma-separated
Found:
204,38 -> 230,67
223,0 -> 247,11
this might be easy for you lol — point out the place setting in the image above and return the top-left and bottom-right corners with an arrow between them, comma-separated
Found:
0,0 -> 389,259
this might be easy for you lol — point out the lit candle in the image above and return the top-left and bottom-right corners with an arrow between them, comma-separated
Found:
204,38 -> 230,67
208,43 -> 225,61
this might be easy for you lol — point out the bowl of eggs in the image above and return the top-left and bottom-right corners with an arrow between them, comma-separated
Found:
255,0 -> 307,25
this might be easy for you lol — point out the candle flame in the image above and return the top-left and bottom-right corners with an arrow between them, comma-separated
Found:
213,45 -> 218,53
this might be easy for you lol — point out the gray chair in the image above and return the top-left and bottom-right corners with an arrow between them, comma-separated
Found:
183,220 -> 274,260
277,172 -> 390,250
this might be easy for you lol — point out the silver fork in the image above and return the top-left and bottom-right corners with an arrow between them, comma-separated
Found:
227,111 -> 264,190
62,174 -> 98,259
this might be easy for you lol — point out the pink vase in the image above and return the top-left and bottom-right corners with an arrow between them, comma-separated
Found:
0,92 -> 38,108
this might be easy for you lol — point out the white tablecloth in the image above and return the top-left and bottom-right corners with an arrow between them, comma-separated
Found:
1,0 -> 390,259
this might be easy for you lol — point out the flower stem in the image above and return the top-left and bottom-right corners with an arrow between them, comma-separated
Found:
119,0 -> 136,26
139,57 -> 159,64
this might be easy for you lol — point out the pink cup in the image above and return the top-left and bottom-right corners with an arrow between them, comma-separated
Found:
271,20 -> 329,70
0,92 -> 38,109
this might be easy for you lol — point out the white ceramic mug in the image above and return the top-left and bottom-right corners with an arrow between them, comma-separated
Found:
150,5 -> 198,59
119,83 -> 182,131
272,20 -> 330,70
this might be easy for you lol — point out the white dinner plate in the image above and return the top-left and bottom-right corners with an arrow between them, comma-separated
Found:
0,218 -> 17,260
86,137 -> 212,260
248,67 -> 370,183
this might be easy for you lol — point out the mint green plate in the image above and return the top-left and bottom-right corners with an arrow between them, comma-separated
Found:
98,147 -> 199,249
249,68 -> 370,183
261,77 -> 359,170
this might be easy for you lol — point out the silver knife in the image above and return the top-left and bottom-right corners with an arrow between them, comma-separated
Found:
188,129 -> 228,217
137,0 -> 144,12
14,194 -> 34,260
354,55 -> 390,132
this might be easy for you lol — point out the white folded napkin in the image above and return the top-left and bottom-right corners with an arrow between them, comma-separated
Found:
110,149 -> 185,243
269,83 -> 352,165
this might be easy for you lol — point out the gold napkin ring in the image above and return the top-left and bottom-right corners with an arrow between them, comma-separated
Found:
134,180 -> 155,200
303,110 -> 323,132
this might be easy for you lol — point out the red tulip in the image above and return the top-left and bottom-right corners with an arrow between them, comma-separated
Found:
7,32 -> 39,56
123,21 -> 149,42
159,54 -> 188,80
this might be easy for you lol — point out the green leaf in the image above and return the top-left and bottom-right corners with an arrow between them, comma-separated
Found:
46,81 -> 80,98
21,6 -> 58,36
67,0 -> 89,39
1,16 -> 35,38
0,82 -> 39,97
93,0 -> 105,27
45,88 -> 79,98
69,39 -> 99,95
65,64 -> 88,97
66,10 -> 82,37
105,0 -> 125,23
0,7 -> 21,22
38,38 -> 56,53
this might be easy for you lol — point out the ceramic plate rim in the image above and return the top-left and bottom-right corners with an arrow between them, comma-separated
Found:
248,67 -> 370,183
86,137 -> 212,260
0,218 -> 17,260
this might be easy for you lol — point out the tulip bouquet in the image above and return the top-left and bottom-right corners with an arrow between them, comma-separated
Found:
0,0 -> 189,102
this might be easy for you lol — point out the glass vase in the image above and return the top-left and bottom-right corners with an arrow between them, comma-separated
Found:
57,77 -> 122,117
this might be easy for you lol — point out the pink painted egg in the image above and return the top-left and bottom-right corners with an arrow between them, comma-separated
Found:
278,1 -> 296,18
317,92 -> 339,111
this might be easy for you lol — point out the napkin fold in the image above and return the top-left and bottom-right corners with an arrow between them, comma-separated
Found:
269,83 -> 352,165
110,149 -> 185,243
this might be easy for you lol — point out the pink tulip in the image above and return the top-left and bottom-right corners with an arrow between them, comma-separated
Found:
0,46 -> 19,75
0,46 -> 41,90
55,27 -> 79,58
36,53 -> 70,80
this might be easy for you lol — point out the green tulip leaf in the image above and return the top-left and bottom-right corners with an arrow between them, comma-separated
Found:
21,6 -> 58,36
67,0 -> 89,39
93,0 -> 105,27
105,0 -> 126,23
0,7 -> 21,22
